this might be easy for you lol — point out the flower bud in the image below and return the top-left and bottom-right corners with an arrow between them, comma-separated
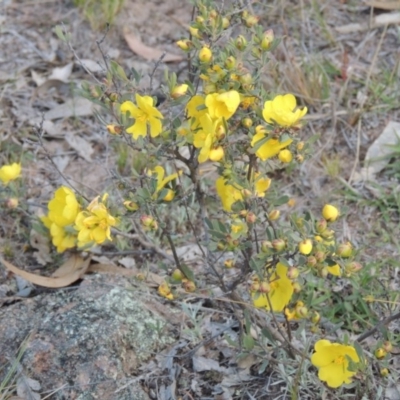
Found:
158,282 -> 173,300
209,146 -> 225,162
311,311 -> 321,324
246,212 -> 257,224
171,268 -> 184,282
203,82 -> 217,94
241,188 -> 252,198
241,117 -> 253,128
383,341 -> 393,353
380,368 -> 390,377
261,29 -> 274,50
189,26 -> 201,39
171,84 -> 188,99
235,35 -> 247,51
345,261 -> 362,273
375,348 -> 387,360
299,239 -> 313,255
217,241 -> 226,250
5,198 -> 18,209
259,281 -> 271,293
222,17 -> 230,29
278,149 -> 293,163
268,209 -> 280,221
272,238 -> 286,252
287,267 -> 299,280
287,198 -> 296,207
316,219 -> 328,233
307,256 -> 317,267
140,215 -> 158,231
224,259 -> 235,269
261,240 -> 273,253
315,251 -> 326,263
250,281 -> 260,292
183,280 -> 196,293
319,267 -> 329,278
292,282 -> 302,293
296,154 -> 304,163
195,16 -> 205,26
297,141 -> 305,151
176,39 -> 193,51
337,242 -> 353,258
209,9 -> 218,19
123,200 -> 139,211
296,306 -> 308,318
107,124 -> 122,135
245,14 -> 259,27
199,46 -> 212,63
225,56 -> 236,70
322,204 -> 339,222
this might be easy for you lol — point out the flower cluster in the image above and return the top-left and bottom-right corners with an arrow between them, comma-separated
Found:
42,187 -> 116,252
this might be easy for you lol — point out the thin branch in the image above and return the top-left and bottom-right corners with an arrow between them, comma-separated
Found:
356,310 -> 400,343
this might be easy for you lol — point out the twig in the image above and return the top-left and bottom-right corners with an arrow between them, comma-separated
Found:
356,310 -> 400,343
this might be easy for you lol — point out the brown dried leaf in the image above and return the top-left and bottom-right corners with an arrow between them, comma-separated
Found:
0,255 -> 90,288
123,29 -> 184,62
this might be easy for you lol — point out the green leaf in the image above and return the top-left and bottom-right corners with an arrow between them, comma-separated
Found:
180,263 -> 195,282
273,195 -> 290,206
54,25 -> 66,42
243,334 -> 255,351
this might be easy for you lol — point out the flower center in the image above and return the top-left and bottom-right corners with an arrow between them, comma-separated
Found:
334,355 -> 345,365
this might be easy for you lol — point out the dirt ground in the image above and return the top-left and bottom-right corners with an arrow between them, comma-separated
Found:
1,0 -> 400,399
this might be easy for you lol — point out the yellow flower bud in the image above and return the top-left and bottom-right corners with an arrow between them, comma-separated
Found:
287,267 -> 299,280
311,311 -> 321,324
235,35 -> 247,51
189,26 -> 201,39
380,368 -> 390,377
261,240 -> 273,253
246,212 -> 257,224
241,118 -> 253,128
171,268 -> 184,282
176,39 -> 192,51
222,17 -> 230,29
225,56 -> 236,70
107,124 -> 122,135
292,282 -> 302,293
287,198 -> 296,207
383,341 -> 393,353
278,149 -> 293,163
261,29 -> 274,50
259,281 -> 271,293
316,219 -> 328,233
296,155 -> 304,163
375,348 -> 387,360
244,14 -> 259,27
322,204 -> 340,222
299,239 -> 313,255
209,146 -> 224,162
268,209 -> 280,221
272,238 -> 286,252
337,241 -> 353,258
5,198 -> 19,209
297,141 -> 305,151
195,16 -> 204,26
224,259 -> 235,269
199,46 -> 212,63
123,200 -> 139,211
307,256 -> 317,267
171,84 -> 188,99
183,280 -> 196,293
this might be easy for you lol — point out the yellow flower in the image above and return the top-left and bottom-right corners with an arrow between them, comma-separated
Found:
299,239 -> 313,255
263,94 -> 307,127
205,91 -> 240,120
252,263 -> 294,312
0,162 -> 21,185
216,177 -> 243,212
253,174 -> 271,197
149,166 -> 181,201
158,281 -> 174,300
199,46 -> 212,63
251,131 -> 293,161
171,84 -> 188,99
120,94 -> 163,139
326,263 -> 341,277
279,149 -> 293,163
75,195 -> 117,248
41,186 -> 80,253
186,95 -> 207,128
193,114 -> 224,163
311,340 -> 360,388
322,204 -> 339,222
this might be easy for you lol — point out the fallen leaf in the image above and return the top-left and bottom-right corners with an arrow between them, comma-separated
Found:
79,59 -> 104,73
192,356 -> 225,372
65,131 -> 94,162
124,29 -> 184,62
37,97 -> 97,121
30,229 -> 52,266
354,121 -> 400,181
17,375 -> 41,400
336,11 -> 400,33
0,255 -> 90,288
48,62 -> 73,82
365,0 -> 400,10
